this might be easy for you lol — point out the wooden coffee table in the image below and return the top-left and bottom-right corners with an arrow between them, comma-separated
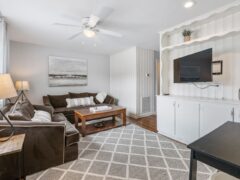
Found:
74,105 -> 126,136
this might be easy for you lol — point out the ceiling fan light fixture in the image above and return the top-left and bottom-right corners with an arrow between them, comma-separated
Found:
184,0 -> 195,8
83,29 -> 96,38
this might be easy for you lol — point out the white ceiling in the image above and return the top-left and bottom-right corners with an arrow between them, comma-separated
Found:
0,0 -> 236,55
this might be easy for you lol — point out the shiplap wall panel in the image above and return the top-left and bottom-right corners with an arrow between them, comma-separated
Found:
162,5 -> 240,100
137,48 -> 155,115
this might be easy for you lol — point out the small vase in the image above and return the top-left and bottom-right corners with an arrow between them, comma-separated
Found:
184,36 -> 191,42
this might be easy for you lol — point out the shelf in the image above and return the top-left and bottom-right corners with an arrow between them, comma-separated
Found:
161,28 -> 240,51
160,1 -> 240,35
78,119 -> 126,136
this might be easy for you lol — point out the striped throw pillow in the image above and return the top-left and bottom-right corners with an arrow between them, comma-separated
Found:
66,96 -> 95,108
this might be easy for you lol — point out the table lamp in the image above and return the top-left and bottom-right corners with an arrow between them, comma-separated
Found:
0,74 -> 17,141
15,80 -> 30,103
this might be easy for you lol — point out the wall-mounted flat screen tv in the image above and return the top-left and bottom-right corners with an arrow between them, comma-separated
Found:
174,48 -> 212,83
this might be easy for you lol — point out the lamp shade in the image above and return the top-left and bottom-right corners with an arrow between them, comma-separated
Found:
15,81 -> 30,91
0,74 -> 17,99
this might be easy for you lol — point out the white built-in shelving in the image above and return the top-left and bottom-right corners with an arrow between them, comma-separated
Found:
161,28 -> 240,51
159,1 -> 240,98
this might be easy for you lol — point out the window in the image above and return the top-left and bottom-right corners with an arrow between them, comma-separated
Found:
0,19 -> 7,107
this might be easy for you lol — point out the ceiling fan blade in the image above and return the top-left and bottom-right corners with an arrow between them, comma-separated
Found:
53,23 -> 81,28
94,7 -> 113,20
88,15 -> 100,28
60,13 -> 82,23
97,28 -> 122,38
68,31 -> 82,40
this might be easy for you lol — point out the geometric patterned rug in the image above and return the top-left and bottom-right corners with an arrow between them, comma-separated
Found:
27,124 -> 217,180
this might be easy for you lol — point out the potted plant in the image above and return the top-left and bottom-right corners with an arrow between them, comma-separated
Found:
182,29 -> 192,42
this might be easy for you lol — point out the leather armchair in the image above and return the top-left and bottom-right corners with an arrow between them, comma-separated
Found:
0,104 -> 79,179
0,121 -> 65,179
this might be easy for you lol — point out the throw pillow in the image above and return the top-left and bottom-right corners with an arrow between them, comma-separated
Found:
31,110 -> 51,122
6,110 -> 31,121
69,92 -> 89,98
7,101 -> 33,121
20,100 -> 35,118
96,92 -> 107,103
66,97 -> 95,108
48,94 -> 70,108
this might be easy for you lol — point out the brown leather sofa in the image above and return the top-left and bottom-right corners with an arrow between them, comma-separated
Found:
43,92 -> 116,124
0,103 -> 79,180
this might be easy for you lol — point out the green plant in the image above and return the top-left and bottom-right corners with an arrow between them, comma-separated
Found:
182,29 -> 192,37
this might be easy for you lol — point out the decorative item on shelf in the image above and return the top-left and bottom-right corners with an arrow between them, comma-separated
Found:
15,81 -> 30,103
0,74 -> 17,142
212,61 -> 223,75
182,29 -> 192,42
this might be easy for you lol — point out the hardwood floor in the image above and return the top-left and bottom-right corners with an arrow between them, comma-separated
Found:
128,115 -> 157,133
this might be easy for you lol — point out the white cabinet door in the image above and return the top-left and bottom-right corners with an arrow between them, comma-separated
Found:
176,101 -> 200,144
200,103 -> 234,137
157,97 -> 175,137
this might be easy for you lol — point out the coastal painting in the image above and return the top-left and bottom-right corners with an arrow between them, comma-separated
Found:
48,56 -> 88,87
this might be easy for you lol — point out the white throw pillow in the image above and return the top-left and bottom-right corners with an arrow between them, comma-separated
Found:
96,92 -> 107,103
31,110 -> 51,122
66,96 -> 95,108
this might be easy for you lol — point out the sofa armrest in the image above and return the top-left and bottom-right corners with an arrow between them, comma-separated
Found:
33,104 -> 54,116
0,121 -> 66,177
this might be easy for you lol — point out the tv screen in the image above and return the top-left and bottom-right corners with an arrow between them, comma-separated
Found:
174,48 -> 212,83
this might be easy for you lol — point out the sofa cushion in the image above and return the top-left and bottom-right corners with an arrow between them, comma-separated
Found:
65,120 -> 79,146
66,97 -> 95,108
88,93 -> 97,97
69,92 -> 89,99
48,94 -> 70,108
52,113 -> 67,122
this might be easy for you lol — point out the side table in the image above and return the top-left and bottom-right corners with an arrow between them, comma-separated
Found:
0,134 -> 25,180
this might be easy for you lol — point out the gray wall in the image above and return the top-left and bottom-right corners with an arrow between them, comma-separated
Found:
9,41 -> 110,104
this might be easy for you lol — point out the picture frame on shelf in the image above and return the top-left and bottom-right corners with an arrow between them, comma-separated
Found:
212,60 -> 223,75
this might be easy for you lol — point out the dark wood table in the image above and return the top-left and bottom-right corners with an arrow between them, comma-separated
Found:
188,121 -> 240,180
75,105 -> 126,136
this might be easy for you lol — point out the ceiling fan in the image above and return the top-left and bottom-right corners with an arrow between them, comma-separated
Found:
54,7 -> 122,40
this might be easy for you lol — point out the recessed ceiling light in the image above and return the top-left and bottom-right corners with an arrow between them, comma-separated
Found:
184,0 -> 195,8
